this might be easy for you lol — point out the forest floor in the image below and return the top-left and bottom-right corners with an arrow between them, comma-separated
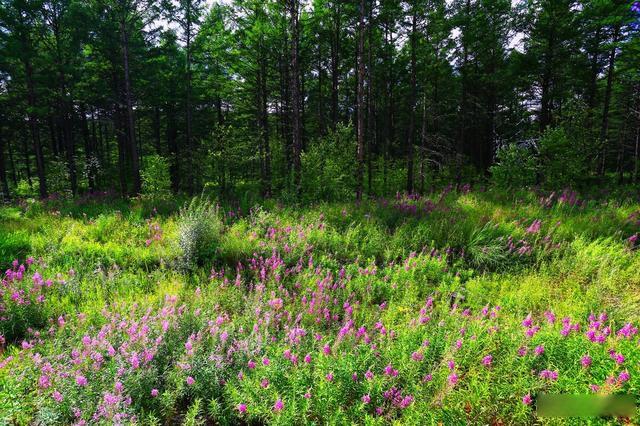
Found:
0,188 -> 639,425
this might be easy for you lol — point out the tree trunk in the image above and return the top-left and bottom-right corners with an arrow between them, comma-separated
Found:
356,0 -> 365,201
185,10 -> 194,194
288,0 -> 302,194
23,57 -> 47,198
153,106 -> 162,154
599,25 -> 619,176
120,20 -> 141,195
0,126 -> 10,200
259,49 -> 271,197
166,103 -> 179,192
330,4 -> 340,130
407,8 -> 417,194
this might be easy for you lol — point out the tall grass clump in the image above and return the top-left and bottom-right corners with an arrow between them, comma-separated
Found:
177,197 -> 223,270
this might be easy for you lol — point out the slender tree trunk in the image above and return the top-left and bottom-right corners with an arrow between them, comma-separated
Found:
114,105 -> 127,196
366,0 -> 374,195
21,130 -> 33,187
288,0 -> 302,194
23,58 -> 47,198
407,8 -> 417,194
317,36 -> 326,135
259,49 -> 271,197
81,105 -> 95,192
153,106 -> 161,154
8,134 -> 18,186
420,94 -> 427,194
48,116 -> 59,157
185,10 -> 194,194
166,103 -> 179,192
356,0 -> 365,201
539,30 -> 555,131
599,26 -> 619,176
330,5 -> 340,130
0,126 -> 10,200
120,20 -> 141,194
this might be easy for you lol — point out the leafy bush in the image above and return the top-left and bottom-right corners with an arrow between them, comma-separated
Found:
177,196 -> 223,269
15,179 -> 38,198
48,158 -> 72,197
301,124 -> 356,201
141,155 -> 172,200
490,144 -> 537,189
538,127 -> 587,188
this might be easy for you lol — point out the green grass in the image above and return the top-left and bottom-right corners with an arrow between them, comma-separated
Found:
0,188 -> 638,425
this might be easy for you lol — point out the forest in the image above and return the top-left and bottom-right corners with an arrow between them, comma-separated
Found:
0,0 -> 637,201
1,0 -> 640,425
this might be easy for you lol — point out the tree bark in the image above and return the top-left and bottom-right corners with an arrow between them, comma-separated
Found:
288,0 -> 302,194
120,20 -> 141,194
407,7 -> 417,194
356,0 -> 365,201
23,57 -> 47,198
599,25 -> 619,176
0,126 -> 10,200
330,3 -> 340,130
185,3 -> 194,194
259,48 -> 271,197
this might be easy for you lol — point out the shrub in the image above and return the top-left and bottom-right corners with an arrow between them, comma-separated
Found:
490,144 -> 537,189
141,155 -> 172,200
538,127 -> 587,188
48,158 -> 72,197
15,179 -> 38,199
301,124 -> 356,201
177,196 -> 223,269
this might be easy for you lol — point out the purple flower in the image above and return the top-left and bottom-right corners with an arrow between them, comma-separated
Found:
38,375 -> 51,389
482,355 -> 493,367
186,376 -> 195,386
448,373 -> 458,385
618,370 -> 630,383
609,351 -> 624,365
237,403 -> 247,414
362,394 -> 371,404
384,364 -> 398,376
151,389 -> 159,397
326,372 -> 334,381
248,360 -> 256,369
411,351 -> 424,361
273,399 -> 284,412
581,355 -> 592,368
522,394 -> 532,405
534,345 -> 544,356
322,344 -> 331,356
539,370 -> 558,381
526,219 -> 541,234
76,375 -> 88,387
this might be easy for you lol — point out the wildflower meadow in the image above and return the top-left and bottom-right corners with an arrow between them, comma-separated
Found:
1,187 -> 639,425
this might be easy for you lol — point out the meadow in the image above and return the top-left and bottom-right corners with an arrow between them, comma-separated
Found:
0,187 -> 639,425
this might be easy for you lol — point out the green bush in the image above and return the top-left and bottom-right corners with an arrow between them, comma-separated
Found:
48,158 -> 72,197
177,196 -> 223,269
538,127 -> 587,188
141,155 -> 172,200
301,124 -> 356,201
15,179 -> 38,199
490,144 -> 537,189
